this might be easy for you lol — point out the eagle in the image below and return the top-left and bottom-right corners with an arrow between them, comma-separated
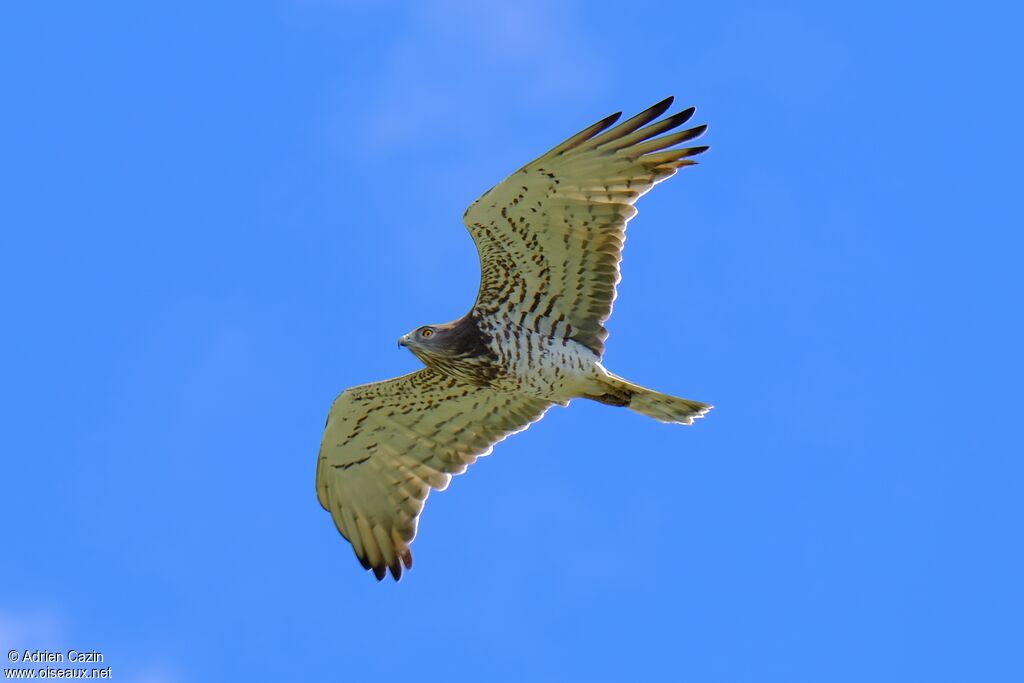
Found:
317,97 -> 712,580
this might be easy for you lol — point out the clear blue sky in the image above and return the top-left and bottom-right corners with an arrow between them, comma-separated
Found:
2,2 -> 1021,681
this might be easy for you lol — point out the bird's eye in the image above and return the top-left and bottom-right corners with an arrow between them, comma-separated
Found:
421,327 -> 434,338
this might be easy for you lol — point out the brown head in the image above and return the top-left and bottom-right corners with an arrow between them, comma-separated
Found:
397,316 -> 497,381
398,322 -> 455,366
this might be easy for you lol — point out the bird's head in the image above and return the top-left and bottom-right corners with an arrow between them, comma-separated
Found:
398,323 -> 454,365
398,316 -> 489,370
399,324 -> 443,350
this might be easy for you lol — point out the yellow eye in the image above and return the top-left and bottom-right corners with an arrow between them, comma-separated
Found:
421,328 -> 434,338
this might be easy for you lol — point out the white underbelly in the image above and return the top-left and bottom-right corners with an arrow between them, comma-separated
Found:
489,332 -> 602,402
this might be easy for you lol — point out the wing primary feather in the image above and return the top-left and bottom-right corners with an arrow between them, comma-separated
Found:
391,527 -> 413,571
544,111 -> 623,159
371,524 -> 400,580
630,129 -> 709,156
643,147 -> 710,164
338,504 -> 367,564
674,145 -> 709,158
600,107 -> 699,152
356,516 -> 386,580
580,96 -> 676,151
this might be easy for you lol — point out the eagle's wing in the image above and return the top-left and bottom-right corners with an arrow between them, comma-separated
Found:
463,96 -> 707,355
316,368 -> 552,580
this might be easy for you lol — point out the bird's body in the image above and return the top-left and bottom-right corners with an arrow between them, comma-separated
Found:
488,328 -> 603,403
318,97 -> 714,580
403,312 -> 604,403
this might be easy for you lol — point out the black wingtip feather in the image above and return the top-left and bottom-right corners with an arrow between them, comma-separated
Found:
601,111 -> 623,127
545,110 -> 623,159
646,96 -> 675,119
683,123 -> 708,141
653,108 -> 697,134
634,107 -> 695,138
584,98 -> 681,151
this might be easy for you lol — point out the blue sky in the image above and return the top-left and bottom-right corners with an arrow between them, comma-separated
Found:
2,1 -> 1021,681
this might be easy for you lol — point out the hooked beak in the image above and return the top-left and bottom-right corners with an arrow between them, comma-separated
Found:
398,334 -> 410,348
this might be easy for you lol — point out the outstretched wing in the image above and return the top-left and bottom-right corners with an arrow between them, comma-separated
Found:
463,96 -> 707,355
316,368 -> 552,581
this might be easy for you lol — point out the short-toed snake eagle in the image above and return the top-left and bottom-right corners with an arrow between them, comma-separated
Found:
317,97 -> 712,580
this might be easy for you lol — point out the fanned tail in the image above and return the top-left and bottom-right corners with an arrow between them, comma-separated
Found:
590,372 -> 712,425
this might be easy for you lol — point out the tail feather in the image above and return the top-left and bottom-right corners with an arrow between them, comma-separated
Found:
593,372 -> 712,425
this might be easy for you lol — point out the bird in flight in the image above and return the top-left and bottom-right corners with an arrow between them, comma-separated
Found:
317,96 -> 712,581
